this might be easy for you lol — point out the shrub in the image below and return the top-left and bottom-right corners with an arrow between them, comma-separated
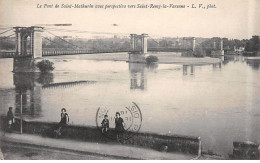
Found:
146,55 -> 159,64
193,47 -> 206,58
36,60 -> 55,73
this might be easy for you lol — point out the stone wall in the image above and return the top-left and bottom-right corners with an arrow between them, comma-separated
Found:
1,117 -> 201,156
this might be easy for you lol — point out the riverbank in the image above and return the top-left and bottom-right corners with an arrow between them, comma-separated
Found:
0,132 -> 196,160
0,116 -> 228,159
47,52 -> 221,65
0,117 -> 201,155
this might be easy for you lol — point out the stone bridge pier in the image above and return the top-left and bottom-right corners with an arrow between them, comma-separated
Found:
13,26 -> 44,72
181,37 -> 196,57
211,38 -> 224,56
129,34 -> 148,63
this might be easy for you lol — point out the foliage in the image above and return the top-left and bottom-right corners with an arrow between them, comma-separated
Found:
193,46 -> 206,57
145,55 -> 159,64
0,38 -> 16,50
42,37 -> 131,51
36,60 -> 55,73
245,36 -> 259,52
200,37 -> 248,53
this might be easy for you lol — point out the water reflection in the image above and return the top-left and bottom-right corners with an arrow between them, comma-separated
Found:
37,73 -> 54,85
221,55 -> 245,65
247,60 -> 260,70
13,72 -> 96,119
222,56 -> 230,65
212,62 -> 222,69
129,63 -> 147,90
146,63 -> 158,72
13,73 -> 52,118
183,65 -> 195,75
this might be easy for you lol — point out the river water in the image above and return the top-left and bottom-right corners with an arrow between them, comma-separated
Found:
0,53 -> 260,157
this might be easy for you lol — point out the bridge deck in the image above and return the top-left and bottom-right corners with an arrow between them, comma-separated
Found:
0,48 -> 193,58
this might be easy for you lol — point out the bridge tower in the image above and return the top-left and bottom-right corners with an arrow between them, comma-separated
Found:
129,34 -> 148,63
211,38 -> 224,56
13,26 -> 44,72
14,26 -> 43,58
181,37 -> 196,57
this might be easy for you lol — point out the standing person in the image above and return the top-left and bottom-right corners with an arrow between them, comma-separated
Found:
55,108 -> 69,137
115,112 -> 125,142
6,107 -> 14,131
101,115 -> 109,134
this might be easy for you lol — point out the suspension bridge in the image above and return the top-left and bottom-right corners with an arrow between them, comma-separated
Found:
0,25 -> 225,72
0,26 -> 198,58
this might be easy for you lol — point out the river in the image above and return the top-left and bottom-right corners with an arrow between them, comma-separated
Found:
0,53 -> 260,158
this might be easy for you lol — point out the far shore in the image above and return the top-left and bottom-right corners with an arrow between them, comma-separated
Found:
46,52 -> 221,65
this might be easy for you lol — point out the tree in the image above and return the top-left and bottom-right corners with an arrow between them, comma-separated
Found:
36,60 -> 55,73
146,55 -> 159,64
245,36 -> 260,53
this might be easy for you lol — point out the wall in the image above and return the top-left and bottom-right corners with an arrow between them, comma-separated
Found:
1,117 -> 201,156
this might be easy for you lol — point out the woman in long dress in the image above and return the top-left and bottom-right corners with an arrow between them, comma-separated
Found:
115,112 -> 125,141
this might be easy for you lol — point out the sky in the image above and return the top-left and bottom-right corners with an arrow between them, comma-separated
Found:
0,0 -> 259,39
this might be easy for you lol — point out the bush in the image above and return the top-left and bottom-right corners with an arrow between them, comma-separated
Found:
36,60 -> 55,73
193,47 -> 206,58
146,55 -> 159,64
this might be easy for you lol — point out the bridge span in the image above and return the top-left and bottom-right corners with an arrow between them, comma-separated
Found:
0,26 -> 198,59
0,26 -> 225,72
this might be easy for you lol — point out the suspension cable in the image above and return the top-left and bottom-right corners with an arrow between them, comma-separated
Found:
0,28 -> 13,35
45,27 -> 130,36
0,33 -> 15,40
43,37 -> 75,50
44,29 -> 83,49
0,27 -> 12,30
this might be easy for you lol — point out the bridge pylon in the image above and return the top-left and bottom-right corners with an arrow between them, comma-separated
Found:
13,26 -> 44,72
14,26 -> 43,58
211,38 -> 224,56
129,34 -> 148,63
181,37 -> 196,57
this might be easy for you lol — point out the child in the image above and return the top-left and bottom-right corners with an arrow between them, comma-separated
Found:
101,115 -> 109,134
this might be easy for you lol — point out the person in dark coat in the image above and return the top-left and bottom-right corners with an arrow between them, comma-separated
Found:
55,108 -> 69,136
7,107 -> 14,129
59,108 -> 69,126
115,112 -> 125,141
101,115 -> 109,133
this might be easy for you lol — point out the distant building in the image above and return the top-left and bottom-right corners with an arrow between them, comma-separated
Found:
234,46 -> 245,52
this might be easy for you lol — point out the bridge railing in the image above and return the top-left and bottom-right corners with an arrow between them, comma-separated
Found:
0,48 -> 197,58
0,52 -> 32,58
42,49 -> 129,56
148,47 -> 192,52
